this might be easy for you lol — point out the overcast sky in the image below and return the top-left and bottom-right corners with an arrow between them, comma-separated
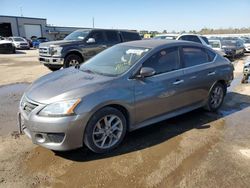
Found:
1,0 -> 250,32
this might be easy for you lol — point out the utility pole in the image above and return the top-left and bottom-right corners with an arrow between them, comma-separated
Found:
20,7 -> 23,17
92,17 -> 95,28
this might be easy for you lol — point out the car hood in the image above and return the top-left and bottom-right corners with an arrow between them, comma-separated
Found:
25,68 -> 114,104
39,40 -> 81,47
0,40 -> 12,44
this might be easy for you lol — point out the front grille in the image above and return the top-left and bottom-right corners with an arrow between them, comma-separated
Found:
20,43 -> 28,45
21,97 -> 38,115
39,47 -> 51,56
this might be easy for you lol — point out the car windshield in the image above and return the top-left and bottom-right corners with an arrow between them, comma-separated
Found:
64,30 -> 90,40
80,45 -> 150,76
13,37 -> 25,42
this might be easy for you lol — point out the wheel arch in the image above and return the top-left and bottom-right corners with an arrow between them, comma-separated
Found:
86,103 -> 131,133
65,50 -> 84,62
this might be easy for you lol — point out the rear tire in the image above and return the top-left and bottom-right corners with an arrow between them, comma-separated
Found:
84,107 -> 127,153
205,83 -> 226,112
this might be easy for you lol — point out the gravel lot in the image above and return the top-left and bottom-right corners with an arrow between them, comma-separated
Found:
0,50 -> 250,188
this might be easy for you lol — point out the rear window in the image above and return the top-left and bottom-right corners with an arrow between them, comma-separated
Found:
179,35 -> 202,44
182,47 -> 210,67
105,31 -> 121,43
201,36 -> 209,45
121,31 -> 141,42
206,49 -> 216,61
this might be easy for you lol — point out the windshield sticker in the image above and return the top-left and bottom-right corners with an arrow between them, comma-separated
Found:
126,49 -> 149,55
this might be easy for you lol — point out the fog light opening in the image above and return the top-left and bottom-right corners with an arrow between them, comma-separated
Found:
35,134 -> 45,143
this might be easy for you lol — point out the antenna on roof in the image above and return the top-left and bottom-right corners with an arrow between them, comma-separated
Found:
20,7 -> 23,17
92,17 -> 95,28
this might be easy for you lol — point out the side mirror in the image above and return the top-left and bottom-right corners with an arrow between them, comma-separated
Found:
136,67 -> 155,78
86,38 -> 95,44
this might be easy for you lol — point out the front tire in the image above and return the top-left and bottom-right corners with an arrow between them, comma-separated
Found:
64,54 -> 82,68
84,107 -> 127,153
205,83 -> 226,112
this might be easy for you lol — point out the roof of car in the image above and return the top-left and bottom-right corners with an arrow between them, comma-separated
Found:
119,39 -> 200,48
76,28 -> 138,33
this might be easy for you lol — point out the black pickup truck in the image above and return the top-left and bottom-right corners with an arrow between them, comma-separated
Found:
39,29 -> 141,71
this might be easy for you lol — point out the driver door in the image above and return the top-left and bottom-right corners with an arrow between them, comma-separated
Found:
134,47 -> 186,125
82,31 -> 107,60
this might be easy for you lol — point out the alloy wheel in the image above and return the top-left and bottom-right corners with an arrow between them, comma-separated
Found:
92,115 -> 123,149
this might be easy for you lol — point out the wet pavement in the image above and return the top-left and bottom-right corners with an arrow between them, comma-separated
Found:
0,54 -> 250,187
0,83 -> 29,136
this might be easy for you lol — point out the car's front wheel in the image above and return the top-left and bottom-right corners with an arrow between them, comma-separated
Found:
64,54 -> 82,68
205,82 -> 226,112
84,107 -> 127,153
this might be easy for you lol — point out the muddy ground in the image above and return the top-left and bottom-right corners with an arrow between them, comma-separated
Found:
0,50 -> 250,188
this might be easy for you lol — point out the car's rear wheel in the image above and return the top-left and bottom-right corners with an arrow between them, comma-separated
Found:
205,83 -> 225,112
84,107 -> 127,153
64,54 -> 82,68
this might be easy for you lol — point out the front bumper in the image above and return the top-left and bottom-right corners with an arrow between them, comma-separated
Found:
39,56 -> 64,66
18,99 -> 89,151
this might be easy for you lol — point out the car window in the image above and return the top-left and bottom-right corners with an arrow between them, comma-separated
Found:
143,47 -> 180,75
105,31 -> 121,43
182,47 -> 210,67
206,49 -> 216,61
179,35 -> 202,44
201,36 -> 209,45
121,31 -> 141,42
88,31 -> 105,44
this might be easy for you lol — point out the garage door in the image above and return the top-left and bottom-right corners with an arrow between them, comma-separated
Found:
24,24 -> 42,39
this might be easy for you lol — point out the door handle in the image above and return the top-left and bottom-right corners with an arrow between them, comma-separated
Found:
207,71 -> 216,76
101,45 -> 107,48
173,79 -> 184,85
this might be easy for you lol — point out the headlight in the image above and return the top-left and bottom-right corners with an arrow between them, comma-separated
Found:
49,45 -> 63,56
38,99 -> 81,117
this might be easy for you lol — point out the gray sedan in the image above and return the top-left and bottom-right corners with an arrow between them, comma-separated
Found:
18,40 -> 234,153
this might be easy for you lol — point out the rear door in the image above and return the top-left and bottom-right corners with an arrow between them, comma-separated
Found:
103,30 -> 121,47
180,46 -> 217,104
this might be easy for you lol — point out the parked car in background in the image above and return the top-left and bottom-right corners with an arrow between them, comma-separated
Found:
153,34 -> 178,40
23,37 -> 33,48
177,34 -> 210,47
39,29 -> 141,71
220,39 -> 245,58
19,40 -> 234,153
0,37 -> 16,54
242,61 -> 250,83
241,37 -> 250,52
209,39 -> 226,56
8,37 -> 30,49
32,37 -> 49,48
